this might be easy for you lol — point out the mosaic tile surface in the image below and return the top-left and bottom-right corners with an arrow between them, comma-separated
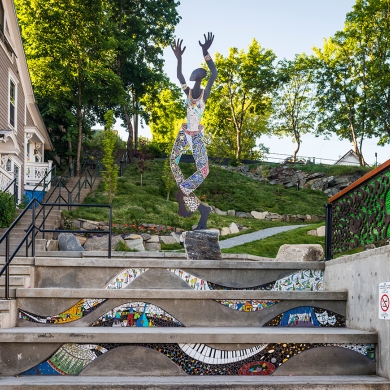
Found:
21,342 -> 375,376
90,302 -> 183,327
170,269 -> 324,291
264,306 -> 346,327
105,268 -> 148,289
19,299 -> 106,324
215,300 -> 280,312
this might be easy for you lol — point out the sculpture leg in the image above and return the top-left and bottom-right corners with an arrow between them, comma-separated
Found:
170,128 -> 193,217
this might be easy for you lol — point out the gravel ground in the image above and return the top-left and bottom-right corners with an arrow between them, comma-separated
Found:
219,225 -> 307,249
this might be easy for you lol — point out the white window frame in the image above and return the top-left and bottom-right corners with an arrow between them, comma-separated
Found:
8,72 -> 17,132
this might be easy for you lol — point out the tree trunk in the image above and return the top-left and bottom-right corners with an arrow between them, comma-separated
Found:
134,111 -> 139,151
76,71 -> 83,176
292,137 -> 300,162
236,130 -> 241,161
123,107 -> 133,163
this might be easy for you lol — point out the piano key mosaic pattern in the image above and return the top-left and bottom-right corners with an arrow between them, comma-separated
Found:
19,299 -> 106,324
90,302 -> 184,327
264,306 -> 346,327
20,342 -> 375,376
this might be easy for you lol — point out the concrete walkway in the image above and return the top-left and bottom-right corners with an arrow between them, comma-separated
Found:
219,224 -> 307,249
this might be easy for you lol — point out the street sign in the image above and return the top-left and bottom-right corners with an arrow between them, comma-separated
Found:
379,282 -> 390,319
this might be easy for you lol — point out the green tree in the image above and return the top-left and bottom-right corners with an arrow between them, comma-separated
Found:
102,111 -> 119,204
269,57 -> 317,162
108,0 -> 180,161
202,39 -> 277,161
83,130 -> 126,154
313,29 -> 376,165
341,0 -> 390,146
15,0 -> 124,175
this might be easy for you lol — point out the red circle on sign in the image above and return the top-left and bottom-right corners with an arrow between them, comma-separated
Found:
381,294 -> 389,312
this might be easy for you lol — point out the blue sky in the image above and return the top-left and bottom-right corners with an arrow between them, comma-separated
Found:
118,0 -> 386,165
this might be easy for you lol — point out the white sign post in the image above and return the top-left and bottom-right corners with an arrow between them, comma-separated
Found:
379,282 -> 390,319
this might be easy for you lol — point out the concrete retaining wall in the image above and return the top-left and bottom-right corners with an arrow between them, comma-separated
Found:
325,246 -> 390,379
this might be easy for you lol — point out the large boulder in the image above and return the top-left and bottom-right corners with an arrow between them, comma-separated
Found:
58,233 -> 84,252
276,244 -> 324,261
84,235 -> 125,251
183,230 -> 222,260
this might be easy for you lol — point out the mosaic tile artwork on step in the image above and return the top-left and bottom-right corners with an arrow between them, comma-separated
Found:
21,342 -> 375,376
90,302 -> 183,327
264,306 -> 346,327
105,268 -> 148,289
19,299 -> 106,324
216,300 -> 280,312
169,268 -> 324,291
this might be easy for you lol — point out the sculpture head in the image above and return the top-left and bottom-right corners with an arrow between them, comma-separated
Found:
190,68 -> 207,82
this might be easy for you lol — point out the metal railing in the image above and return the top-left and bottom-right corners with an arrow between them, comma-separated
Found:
3,178 -> 18,205
30,165 -> 57,203
0,199 -> 112,299
325,159 -> 390,259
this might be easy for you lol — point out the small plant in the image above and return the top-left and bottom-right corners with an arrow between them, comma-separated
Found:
162,156 -> 176,200
62,215 -> 75,230
135,139 -> 152,186
115,240 -> 133,252
0,191 -> 16,228
17,193 -> 29,209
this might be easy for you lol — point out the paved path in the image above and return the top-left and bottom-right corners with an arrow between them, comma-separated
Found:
219,225 -> 306,249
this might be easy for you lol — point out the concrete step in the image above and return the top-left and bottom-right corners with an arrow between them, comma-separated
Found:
6,266 -> 31,276
0,257 -> 34,266
0,326 -> 378,344
0,276 -> 27,287
0,300 -> 11,312
0,376 -> 389,390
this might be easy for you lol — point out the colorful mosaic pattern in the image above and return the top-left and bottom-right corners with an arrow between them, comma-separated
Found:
19,299 -> 106,324
169,269 -> 324,292
216,300 -> 280,312
90,302 -> 183,328
21,342 -> 375,376
105,268 -> 148,289
264,306 -> 346,327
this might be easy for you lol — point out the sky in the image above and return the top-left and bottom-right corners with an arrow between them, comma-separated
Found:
116,0 -> 386,166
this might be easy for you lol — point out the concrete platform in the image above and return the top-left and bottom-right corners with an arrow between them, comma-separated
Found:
0,326 -> 377,344
0,375 -> 389,389
16,288 -> 346,300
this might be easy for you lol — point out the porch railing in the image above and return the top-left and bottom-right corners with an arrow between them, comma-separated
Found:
25,161 -> 53,187
325,159 -> 390,259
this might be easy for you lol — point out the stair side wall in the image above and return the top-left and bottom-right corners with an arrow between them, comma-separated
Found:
325,246 -> 390,379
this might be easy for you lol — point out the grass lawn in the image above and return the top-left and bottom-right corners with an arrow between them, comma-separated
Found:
222,223 -> 325,258
66,160 -> 328,233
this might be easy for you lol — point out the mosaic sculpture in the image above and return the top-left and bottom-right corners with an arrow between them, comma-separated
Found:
170,32 -> 218,230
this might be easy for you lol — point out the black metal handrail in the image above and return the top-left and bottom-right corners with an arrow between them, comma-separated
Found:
3,178 -> 18,205
0,199 -> 112,299
31,166 -> 57,202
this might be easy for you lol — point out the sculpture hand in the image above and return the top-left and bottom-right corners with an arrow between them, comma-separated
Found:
171,38 -> 186,59
199,32 -> 214,52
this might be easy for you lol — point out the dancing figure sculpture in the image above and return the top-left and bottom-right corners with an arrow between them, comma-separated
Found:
170,32 -> 218,230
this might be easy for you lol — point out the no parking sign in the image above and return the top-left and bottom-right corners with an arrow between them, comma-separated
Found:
379,282 -> 390,319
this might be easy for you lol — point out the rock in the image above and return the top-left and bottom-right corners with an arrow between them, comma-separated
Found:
316,226 -> 326,237
307,230 -> 317,236
159,236 -> 176,245
251,211 -> 269,220
84,235 -> 125,251
311,215 -> 322,222
147,235 -> 160,243
296,214 -> 306,220
145,242 -> 161,251
183,230 -> 222,260
229,222 -> 240,234
364,244 -> 376,250
227,210 -> 236,217
125,238 -> 145,251
276,244 -> 324,261
58,233 -> 85,252
80,221 -> 98,231
46,240 -> 59,251
236,212 -> 249,218
208,228 -> 220,234
124,234 -> 143,240
215,208 -> 227,216
170,232 -> 181,243
220,227 -> 231,236
141,234 -> 152,241
175,228 -> 185,233
305,214 -> 312,220
236,223 -> 243,230
76,236 -> 88,246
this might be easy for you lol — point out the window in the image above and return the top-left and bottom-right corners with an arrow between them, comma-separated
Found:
0,1 -> 4,32
9,79 -> 15,128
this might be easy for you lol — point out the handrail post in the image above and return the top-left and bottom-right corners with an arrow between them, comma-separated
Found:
108,206 -> 112,259
325,203 -> 333,261
5,235 -> 9,299
42,205 -> 46,240
32,200 -> 36,257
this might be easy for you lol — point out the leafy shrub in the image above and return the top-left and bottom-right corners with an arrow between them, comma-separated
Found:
0,191 -> 16,228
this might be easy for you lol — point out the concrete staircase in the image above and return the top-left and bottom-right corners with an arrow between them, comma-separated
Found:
0,250 -> 387,389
